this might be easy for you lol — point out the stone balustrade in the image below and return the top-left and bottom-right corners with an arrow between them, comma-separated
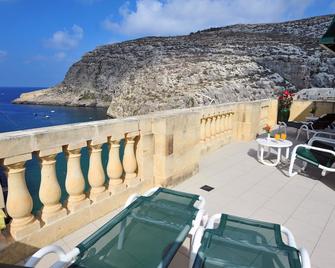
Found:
0,118 -> 146,255
197,100 -> 276,153
200,109 -> 235,152
0,99 -> 279,263
259,104 -> 270,133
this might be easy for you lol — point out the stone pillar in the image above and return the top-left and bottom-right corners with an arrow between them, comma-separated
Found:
228,112 -> 234,141
210,115 -> 216,139
220,113 -> 225,139
205,117 -> 211,141
215,114 -> 221,137
230,112 -> 234,129
64,144 -> 90,212
123,135 -> 138,186
224,113 -> 229,133
200,117 -> 206,143
3,155 -> 40,240
87,141 -> 109,202
107,138 -> 126,194
38,149 -> 67,224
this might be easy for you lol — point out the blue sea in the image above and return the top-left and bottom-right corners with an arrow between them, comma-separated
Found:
0,87 -> 108,133
0,87 -> 120,213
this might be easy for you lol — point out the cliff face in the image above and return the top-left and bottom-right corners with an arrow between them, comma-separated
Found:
14,15 -> 335,117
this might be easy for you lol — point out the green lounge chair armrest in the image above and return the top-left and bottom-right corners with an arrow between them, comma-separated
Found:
293,144 -> 335,157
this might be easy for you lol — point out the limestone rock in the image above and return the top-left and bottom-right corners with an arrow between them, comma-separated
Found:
13,15 -> 335,117
295,88 -> 335,100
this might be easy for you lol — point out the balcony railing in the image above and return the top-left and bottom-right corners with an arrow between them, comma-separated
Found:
0,99 -> 278,263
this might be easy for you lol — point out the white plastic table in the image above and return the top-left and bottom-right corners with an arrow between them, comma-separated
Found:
256,138 -> 293,167
305,116 -> 319,122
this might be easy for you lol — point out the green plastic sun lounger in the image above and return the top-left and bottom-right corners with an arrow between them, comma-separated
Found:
289,136 -> 335,177
190,214 -> 310,268
26,187 -> 205,268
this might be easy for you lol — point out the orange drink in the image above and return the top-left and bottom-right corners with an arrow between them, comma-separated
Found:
281,133 -> 287,140
275,133 -> 280,140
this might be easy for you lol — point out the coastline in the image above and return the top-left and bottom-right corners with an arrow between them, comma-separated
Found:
13,87 -> 110,108
0,87 -> 109,133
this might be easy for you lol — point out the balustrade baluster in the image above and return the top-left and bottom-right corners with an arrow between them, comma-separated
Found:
215,114 -> 221,137
3,156 -> 40,239
200,117 -> 206,143
38,150 -> 67,224
64,145 -> 90,212
220,113 -> 225,139
88,141 -> 109,202
107,138 -> 126,194
229,112 -> 234,140
210,115 -> 216,139
205,117 -> 211,141
123,135 -> 138,187
224,112 -> 229,133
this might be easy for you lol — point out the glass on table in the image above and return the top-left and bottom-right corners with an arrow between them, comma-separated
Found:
281,133 -> 287,140
275,133 -> 280,140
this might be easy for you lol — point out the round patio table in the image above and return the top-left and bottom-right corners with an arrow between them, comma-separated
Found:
256,138 -> 293,167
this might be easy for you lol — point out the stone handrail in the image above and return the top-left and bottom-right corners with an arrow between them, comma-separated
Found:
0,118 -> 141,240
195,99 -> 276,152
0,99 -> 278,263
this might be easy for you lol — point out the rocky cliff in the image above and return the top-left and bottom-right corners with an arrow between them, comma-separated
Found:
14,15 -> 335,117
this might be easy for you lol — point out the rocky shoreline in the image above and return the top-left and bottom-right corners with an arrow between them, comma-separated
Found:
14,14 -> 335,117
13,88 -> 110,107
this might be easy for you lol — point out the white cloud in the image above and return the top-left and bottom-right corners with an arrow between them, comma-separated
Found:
24,53 -> 67,64
0,50 -> 7,61
103,0 -> 314,37
54,52 -> 67,61
45,24 -> 84,50
24,55 -> 48,64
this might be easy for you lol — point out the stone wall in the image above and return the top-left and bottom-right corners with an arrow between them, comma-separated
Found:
289,100 -> 335,121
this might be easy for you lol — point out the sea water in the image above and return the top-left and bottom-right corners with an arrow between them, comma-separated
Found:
0,87 -> 123,213
0,87 -> 108,133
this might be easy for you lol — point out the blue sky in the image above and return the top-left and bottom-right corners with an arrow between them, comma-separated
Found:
0,0 -> 334,87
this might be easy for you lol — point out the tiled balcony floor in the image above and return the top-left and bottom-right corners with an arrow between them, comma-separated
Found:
174,137 -> 335,268
24,130 -> 335,268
